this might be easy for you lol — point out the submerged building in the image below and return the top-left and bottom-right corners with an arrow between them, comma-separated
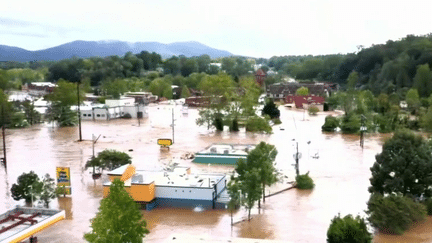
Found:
103,164 -> 228,210
193,144 -> 255,165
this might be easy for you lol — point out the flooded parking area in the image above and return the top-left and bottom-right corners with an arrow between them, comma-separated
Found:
1,104 -> 432,242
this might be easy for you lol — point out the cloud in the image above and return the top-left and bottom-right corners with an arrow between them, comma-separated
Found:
2,30 -> 48,38
0,17 -> 81,37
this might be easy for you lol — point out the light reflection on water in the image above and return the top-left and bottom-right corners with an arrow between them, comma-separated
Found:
0,105 -> 431,242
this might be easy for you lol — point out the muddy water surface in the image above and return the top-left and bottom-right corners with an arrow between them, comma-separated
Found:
1,104 -> 432,242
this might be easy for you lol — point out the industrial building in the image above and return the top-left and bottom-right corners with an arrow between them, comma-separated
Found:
103,164 -> 228,210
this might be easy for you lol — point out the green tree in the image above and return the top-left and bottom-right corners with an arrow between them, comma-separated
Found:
86,149 -> 132,171
84,179 -> 149,242
308,105 -> 319,115
322,115 -> 339,132
340,113 -> 360,134
196,109 -> 216,130
245,115 -> 272,134
295,172 -> 315,190
180,85 -> 191,98
261,100 -> 280,119
295,86 -> 309,96
413,64 -> 432,97
11,171 -> 43,204
347,71 -> 359,91
421,106 -> 432,131
235,142 -> 278,205
406,88 -> 421,113
327,214 -> 372,243
240,168 -> 262,221
367,193 -> 426,235
369,130 -> 432,198
101,79 -> 128,99
48,79 -> 85,107
47,79 -> 84,127
22,100 -> 41,125
227,180 -> 241,226
39,174 -> 56,208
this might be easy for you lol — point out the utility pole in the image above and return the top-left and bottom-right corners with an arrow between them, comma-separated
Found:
295,142 -> 299,176
1,106 -> 6,174
92,134 -> 101,175
360,115 -> 366,148
2,126 -> 6,173
137,104 -> 141,127
172,108 -> 175,144
77,81 -> 82,142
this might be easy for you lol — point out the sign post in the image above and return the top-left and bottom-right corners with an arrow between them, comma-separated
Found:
56,167 -> 72,195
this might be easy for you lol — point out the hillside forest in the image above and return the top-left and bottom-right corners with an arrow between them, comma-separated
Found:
1,34 -> 432,132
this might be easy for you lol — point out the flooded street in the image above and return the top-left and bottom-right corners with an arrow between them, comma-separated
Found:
1,104 -> 432,242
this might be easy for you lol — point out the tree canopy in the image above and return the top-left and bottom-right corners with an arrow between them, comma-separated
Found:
369,130 -> 432,198
84,179 -> 149,242
86,149 -> 132,171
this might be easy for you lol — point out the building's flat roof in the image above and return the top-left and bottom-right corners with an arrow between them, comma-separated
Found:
153,171 -> 225,188
0,207 -> 64,243
197,144 -> 255,156
105,165 -> 225,189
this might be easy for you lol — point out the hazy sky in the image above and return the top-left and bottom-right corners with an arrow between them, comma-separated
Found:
1,0 -> 431,58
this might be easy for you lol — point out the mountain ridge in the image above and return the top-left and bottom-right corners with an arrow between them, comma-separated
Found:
0,40 -> 234,62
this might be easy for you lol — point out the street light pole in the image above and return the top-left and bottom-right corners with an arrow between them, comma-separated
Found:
77,81 -> 82,142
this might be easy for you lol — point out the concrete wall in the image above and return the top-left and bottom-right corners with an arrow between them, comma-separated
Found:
155,186 -> 214,200
214,175 -> 226,197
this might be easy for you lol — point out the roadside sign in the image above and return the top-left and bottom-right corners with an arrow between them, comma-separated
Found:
158,138 -> 173,147
56,167 -> 71,187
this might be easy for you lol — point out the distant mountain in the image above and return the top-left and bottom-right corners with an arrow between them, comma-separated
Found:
0,40 -> 233,62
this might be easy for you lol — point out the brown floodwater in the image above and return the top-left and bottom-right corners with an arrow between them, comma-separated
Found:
1,104 -> 432,242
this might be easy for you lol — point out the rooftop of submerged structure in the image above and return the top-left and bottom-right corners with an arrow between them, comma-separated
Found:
105,164 -> 226,189
0,206 -> 65,243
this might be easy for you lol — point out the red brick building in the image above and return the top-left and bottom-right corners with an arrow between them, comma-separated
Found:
255,69 -> 266,86
285,95 -> 325,110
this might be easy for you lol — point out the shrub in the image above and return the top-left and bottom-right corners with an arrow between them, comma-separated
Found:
262,100 -> 280,119
122,113 -> 132,119
366,193 -> 426,235
229,119 -> 239,132
273,118 -> 282,125
214,117 -> 224,131
308,105 -> 320,115
295,172 -> 315,190
425,198 -> 432,215
327,214 -> 372,243
340,114 -> 360,134
322,115 -> 339,132
245,116 -> 272,134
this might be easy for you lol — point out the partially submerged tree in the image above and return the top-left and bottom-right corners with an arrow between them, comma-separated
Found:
369,130 -> 432,198
39,174 -> 56,208
327,214 -> 372,243
240,168 -> 262,221
85,149 -> 132,171
235,142 -> 278,207
47,79 -> 85,127
261,100 -> 280,119
11,171 -> 43,204
84,179 -> 149,242
227,179 -> 241,226
367,193 -> 426,235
